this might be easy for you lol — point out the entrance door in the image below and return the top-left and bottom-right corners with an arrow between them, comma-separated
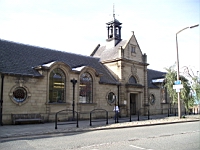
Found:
130,94 -> 136,115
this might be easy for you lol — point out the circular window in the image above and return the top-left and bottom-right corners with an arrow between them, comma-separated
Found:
13,87 -> 27,103
149,94 -> 156,105
9,86 -> 31,105
107,92 -> 116,105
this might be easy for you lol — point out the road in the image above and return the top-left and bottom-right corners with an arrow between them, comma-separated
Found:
0,121 -> 199,150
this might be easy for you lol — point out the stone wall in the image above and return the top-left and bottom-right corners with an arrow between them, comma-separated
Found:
2,74 -> 48,124
1,64 -> 121,124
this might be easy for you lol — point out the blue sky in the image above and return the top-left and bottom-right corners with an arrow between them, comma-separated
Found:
0,0 -> 199,75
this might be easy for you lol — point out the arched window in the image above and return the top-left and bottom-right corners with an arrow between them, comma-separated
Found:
49,68 -> 65,103
129,76 -> 137,84
79,72 -> 93,103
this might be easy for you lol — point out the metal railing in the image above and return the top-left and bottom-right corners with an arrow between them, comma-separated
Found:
54,106 -> 190,129
137,108 -> 178,121
137,108 -> 149,121
168,108 -> 177,117
90,109 -> 108,126
117,108 -> 131,122
55,109 -> 79,129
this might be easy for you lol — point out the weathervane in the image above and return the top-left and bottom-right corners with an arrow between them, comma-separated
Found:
113,3 -> 115,19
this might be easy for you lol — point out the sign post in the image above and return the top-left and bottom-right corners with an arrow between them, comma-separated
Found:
173,80 -> 183,118
173,80 -> 183,93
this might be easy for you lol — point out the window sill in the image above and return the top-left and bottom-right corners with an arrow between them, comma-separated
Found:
77,103 -> 97,106
47,102 -> 71,105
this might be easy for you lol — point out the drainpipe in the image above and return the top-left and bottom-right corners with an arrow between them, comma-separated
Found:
117,84 -> 120,107
0,74 -> 4,126
117,84 -> 120,123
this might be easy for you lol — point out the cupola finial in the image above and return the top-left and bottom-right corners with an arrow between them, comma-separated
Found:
106,4 -> 122,47
113,3 -> 115,19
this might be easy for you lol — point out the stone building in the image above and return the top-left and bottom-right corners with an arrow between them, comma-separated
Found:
0,15 -> 169,125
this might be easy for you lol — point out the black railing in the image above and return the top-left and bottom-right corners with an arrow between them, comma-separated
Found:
148,108 -> 167,116
117,108 -> 131,122
54,106 -> 193,129
90,109 -> 108,126
55,109 -> 79,129
137,108 -> 149,121
168,108 -> 177,117
137,108 -> 177,121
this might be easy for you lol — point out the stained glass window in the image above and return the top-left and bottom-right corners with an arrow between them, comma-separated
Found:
13,87 -> 27,103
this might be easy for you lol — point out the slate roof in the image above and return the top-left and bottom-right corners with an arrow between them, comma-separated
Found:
0,39 -> 119,85
147,69 -> 166,88
106,18 -> 122,26
91,40 -> 127,61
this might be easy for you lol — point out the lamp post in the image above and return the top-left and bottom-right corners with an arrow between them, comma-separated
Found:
176,24 -> 199,118
71,78 -> 77,120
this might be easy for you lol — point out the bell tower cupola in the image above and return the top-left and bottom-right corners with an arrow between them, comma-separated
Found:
106,5 -> 122,47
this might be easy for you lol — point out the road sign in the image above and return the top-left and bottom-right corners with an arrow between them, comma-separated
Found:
173,84 -> 183,93
174,80 -> 181,85
173,84 -> 183,89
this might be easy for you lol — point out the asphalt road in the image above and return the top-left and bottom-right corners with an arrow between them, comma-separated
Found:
0,121 -> 199,150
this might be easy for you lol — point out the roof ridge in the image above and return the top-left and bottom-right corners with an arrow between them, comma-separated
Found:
147,68 -> 166,73
0,38 -> 99,60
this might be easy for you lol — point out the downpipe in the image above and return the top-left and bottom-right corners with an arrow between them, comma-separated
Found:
0,74 -> 4,126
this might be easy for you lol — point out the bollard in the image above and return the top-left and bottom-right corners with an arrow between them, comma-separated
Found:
138,110 -> 140,121
116,111 -> 119,123
148,110 -> 150,120
106,111 -> 108,124
76,113 -> 79,128
168,109 -> 169,117
90,113 -> 92,126
115,111 -> 117,123
55,113 -> 57,129
175,109 -> 176,116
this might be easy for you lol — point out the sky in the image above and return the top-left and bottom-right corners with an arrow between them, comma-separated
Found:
0,0 -> 199,76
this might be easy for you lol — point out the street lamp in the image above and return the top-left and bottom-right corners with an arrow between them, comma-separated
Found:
71,78 -> 77,120
176,24 -> 199,118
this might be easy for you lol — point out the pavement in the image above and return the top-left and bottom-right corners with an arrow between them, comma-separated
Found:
0,114 -> 199,141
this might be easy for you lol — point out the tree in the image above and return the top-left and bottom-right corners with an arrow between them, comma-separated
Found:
183,66 -> 200,104
164,65 -> 177,104
164,65 -> 194,112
